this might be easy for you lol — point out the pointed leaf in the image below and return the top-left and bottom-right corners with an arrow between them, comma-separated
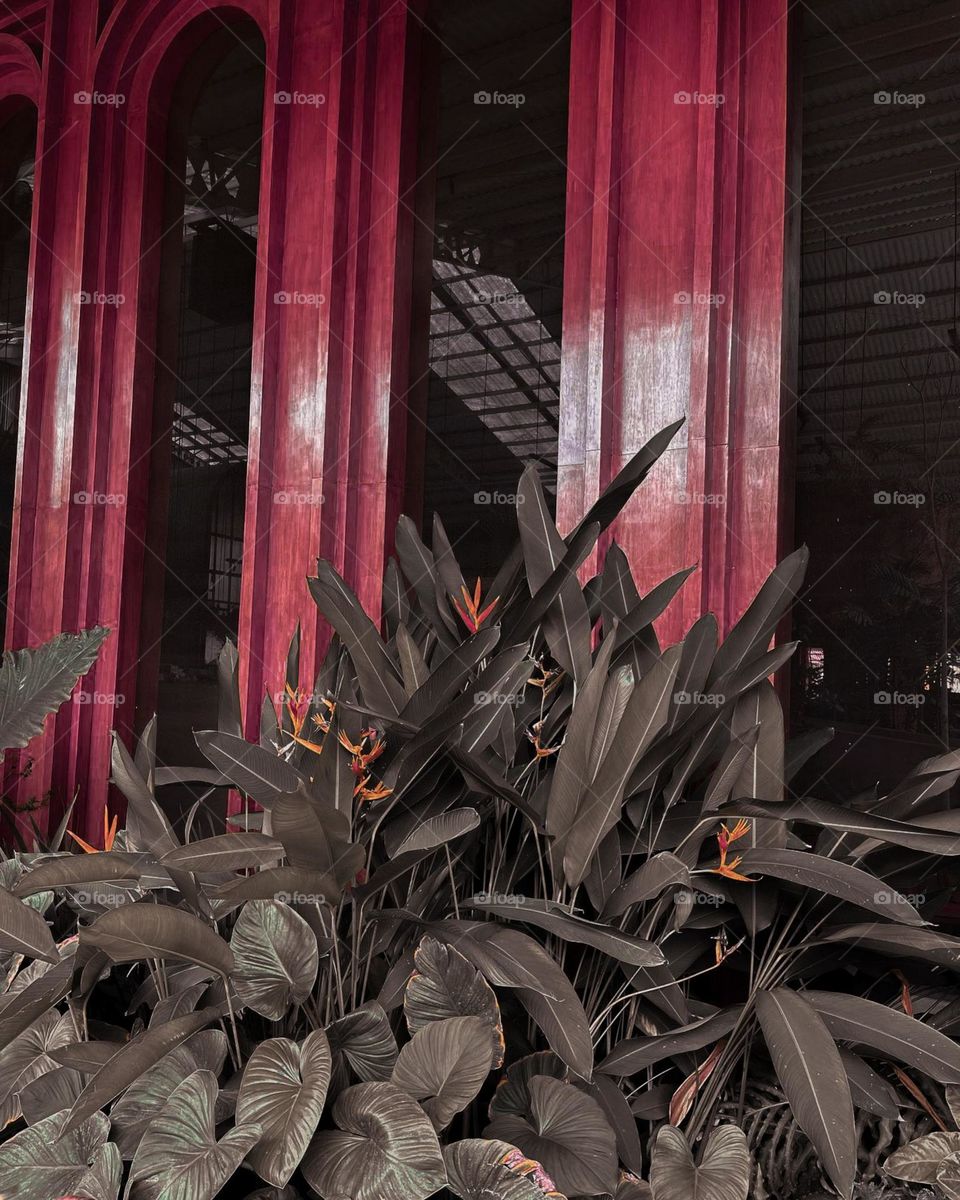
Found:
444,1138 -> 567,1200
392,1015 -> 494,1129
230,899 -> 318,1019
0,1110 -> 110,1200
650,1124 -> 750,1200
82,903 -> 234,974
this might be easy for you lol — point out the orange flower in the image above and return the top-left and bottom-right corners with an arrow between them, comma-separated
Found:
285,684 -> 312,736
712,818 -> 754,883
354,775 -> 393,803
452,578 -> 499,633
68,807 -> 118,854
526,720 -> 559,759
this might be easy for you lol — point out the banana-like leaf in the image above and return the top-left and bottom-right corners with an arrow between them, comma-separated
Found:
485,1075 -> 617,1196
736,848 -> 924,925
230,899 -> 318,1019
650,1124 -> 750,1200
162,833 -> 284,873
818,923 -> 960,968
0,626 -> 109,754
327,1001 -> 399,1082
466,895 -> 665,967
110,733 -> 179,858
207,865 -> 338,905
13,852 -> 144,897
0,1110 -> 110,1200
194,730 -> 304,807
444,1138 -> 567,1200
602,853 -> 690,919
885,1131 -> 960,1183
805,990 -> 960,1082
237,1030 -> 331,1187
61,1007 -> 219,1134
404,936 -> 503,1062
392,1015 -> 495,1130
82,903 -> 234,975
302,1080 -> 446,1200
598,1008 -> 742,1075
756,988 -> 855,1199
128,1069 -> 261,1200
0,883 -> 59,962
840,1049 -> 899,1117
393,809 -> 480,858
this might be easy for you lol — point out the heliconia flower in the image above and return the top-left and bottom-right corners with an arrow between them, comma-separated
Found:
526,720 -> 559,758
713,818 -> 754,882
68,807 -> 118,854
284,684 -> 311,736
713,854 -> 755,883
452,577 -> 499,633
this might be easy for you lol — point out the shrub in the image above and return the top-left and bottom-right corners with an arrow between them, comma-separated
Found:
0,423 -> 959,1199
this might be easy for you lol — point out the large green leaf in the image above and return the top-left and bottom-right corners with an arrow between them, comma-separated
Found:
650,1124 -> 750,1200
885,1131 -> 960,1184
404,936 -> 503,1065
0,1109 -> 111,1200
805,990 -> 960,1082
755,988 -> 855,1199
236,1031 -> 331,1187
61,1008 -> 219,1135
0,626 -> 109,754
301,1080 -> 446,1200
0,883 -> 59,962
82,903 -> 234,975
485,1074 -> 617,1196
110,1034 -> 228,1159
391,1015 -> 495,1130
0,1008 -> 74,1128
444,1138 -> 567,1199
127,1069 -> 261,1200
326,1001 -> 398,1082
230,899 -> 318,1019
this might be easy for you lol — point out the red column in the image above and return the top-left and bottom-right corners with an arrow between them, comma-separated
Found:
558,0 -> 792,642
4,0 -> 428,840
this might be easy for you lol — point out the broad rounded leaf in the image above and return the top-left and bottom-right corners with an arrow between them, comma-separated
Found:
405,936 -> 503,1065
110,1044 -> 198,1158
128,1069 -> 261,1200
230,900 -> 318,1019
82,904 -> 234,976
302,1079 -> 445,1200
392,1015 -> 494,1130
0,884 -> 58,963
61,1008 -> 219,1135
485,1075 -> 617,1196
939,1151 -> 960,1200
489,1052 -> 566,1121
755,988 -> 855,1200
0,1009 -> 75,1128
237,1031 -> 332,1187
650,1125 -> 750,1200
326,1000 -> 398,1082
886,1132 -> 960,1183
0,1109 -> 110,1200
445,1138 -> 567,1199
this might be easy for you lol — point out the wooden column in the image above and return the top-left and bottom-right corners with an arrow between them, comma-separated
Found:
558,0 -> 793,642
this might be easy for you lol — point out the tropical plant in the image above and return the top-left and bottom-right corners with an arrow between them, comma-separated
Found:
1,422 -> 960,1199
885,1085 -> 960,1197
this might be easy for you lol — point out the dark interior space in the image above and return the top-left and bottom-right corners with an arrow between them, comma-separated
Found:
794,0 -> 960,796
416,0 -> 570,577
150,31 -> 263,772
